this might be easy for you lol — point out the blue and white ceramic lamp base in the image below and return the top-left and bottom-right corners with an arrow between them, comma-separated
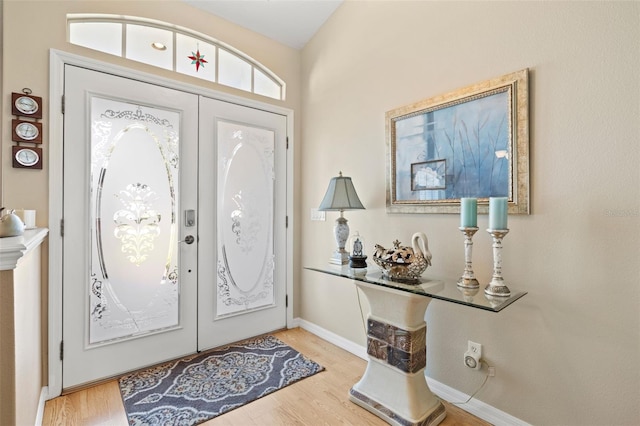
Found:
329,216 -> 350,265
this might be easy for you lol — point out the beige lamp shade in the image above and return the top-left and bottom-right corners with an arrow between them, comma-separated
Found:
318,172 -> 365,211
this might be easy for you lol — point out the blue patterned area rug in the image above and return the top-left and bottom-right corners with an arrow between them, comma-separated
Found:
118,335 -> 324,425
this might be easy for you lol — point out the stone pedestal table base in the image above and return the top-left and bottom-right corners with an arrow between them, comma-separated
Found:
350,281 -> 446,426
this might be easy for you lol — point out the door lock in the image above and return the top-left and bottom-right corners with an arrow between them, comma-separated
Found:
184,209 -> 196,227
179,235 -> 195,244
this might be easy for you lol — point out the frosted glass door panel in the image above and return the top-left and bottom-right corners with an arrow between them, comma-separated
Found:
197,96 -> 286,351
89,97 -> 181,344
217,121 -> 275,317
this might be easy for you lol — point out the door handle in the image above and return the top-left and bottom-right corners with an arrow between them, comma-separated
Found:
179,235 -> 195,244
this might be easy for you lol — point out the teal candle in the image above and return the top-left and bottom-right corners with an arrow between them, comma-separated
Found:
460,198 -> 477,227
489,197 -> 508,230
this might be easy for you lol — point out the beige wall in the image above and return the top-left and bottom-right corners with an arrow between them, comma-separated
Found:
300,1 -> 639,425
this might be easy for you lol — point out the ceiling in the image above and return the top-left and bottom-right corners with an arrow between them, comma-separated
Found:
182,0 -> 343,50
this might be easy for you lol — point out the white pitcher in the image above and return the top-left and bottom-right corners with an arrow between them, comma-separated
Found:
0,208 -> 25,237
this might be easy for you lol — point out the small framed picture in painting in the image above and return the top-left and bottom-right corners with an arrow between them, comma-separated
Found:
411,160 -> 446,191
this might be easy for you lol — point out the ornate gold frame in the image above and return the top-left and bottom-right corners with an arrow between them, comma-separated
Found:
385,69 -> 530,215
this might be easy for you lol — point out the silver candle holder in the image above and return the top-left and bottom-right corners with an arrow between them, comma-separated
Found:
457,227 -> 479,289
485,229 -> 511,297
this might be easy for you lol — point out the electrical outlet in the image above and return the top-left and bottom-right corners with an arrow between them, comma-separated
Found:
488,366 -> 496,377
464,340 -> 482,370
468,341 -> 482,356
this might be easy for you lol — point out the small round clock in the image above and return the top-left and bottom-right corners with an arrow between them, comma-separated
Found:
15,96 -> 39,115
15,148 -> 40,167
11,91 -> 43,118
15,122 -> 40,141
12,146 -> 42,169
12,119 -> 43,143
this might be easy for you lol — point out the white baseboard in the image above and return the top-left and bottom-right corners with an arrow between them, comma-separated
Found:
293,317 -> 367,359
293,317 -> 529,426
35,386 -> 48,426
425,378 -> 530,426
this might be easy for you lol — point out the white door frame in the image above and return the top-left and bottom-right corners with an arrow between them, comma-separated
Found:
47,49 -> 295,399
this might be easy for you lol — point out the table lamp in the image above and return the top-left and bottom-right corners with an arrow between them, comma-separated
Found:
318,172 -> 365,265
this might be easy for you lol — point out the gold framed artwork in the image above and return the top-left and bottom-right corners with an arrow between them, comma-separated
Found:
386,69 -> 530,215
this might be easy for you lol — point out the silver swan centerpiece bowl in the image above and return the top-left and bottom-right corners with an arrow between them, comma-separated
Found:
372,232 -> 432,283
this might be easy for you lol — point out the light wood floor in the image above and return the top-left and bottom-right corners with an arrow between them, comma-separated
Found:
43,327 -> 490,425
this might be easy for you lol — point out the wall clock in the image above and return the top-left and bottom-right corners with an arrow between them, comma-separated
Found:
12,92 -> 43,119
12,119 -> 43,143
12,146 -> 43,169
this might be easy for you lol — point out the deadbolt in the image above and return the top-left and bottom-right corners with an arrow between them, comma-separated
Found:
184,209 -> 196,227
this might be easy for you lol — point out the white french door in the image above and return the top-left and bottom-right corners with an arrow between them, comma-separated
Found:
62,65 -> 287,389
197,97 -> 287,351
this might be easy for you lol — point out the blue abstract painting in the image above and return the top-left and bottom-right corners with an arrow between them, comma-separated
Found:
394,88 -> 510,202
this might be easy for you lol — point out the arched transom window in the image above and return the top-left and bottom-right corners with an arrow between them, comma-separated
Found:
67,14 -> 286,100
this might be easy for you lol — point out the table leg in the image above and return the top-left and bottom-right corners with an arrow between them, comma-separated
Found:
351,282 -> 446,426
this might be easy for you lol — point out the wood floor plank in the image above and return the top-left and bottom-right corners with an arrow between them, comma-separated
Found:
43,328 -> 489,426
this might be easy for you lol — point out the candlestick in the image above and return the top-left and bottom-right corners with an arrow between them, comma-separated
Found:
489,197 -> 508,230
460,198 -> 477,228
485,228 -> 511,297
457,227 -> 479,289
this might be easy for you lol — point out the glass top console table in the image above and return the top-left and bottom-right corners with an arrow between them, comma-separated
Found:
305,265 -> 527,426
306,265 -> 527,312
